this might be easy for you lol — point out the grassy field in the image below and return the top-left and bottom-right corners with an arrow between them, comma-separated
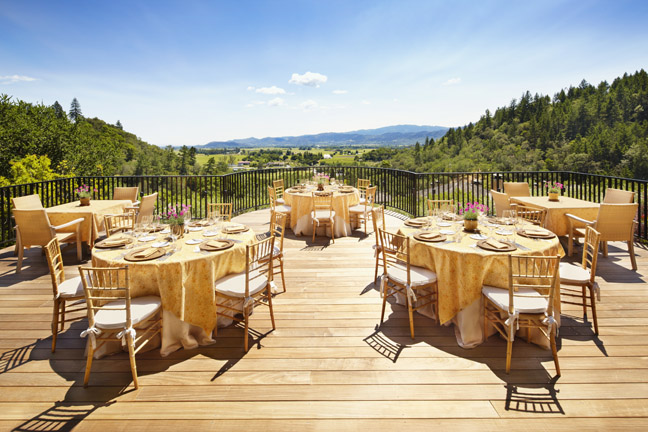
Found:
190,148 -> 375,168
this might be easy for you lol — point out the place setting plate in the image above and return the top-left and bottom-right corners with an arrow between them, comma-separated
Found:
413,232 -> 447,242
517,228 -> 556,239
477,239 -> 517,252
222,224 -> 250,234
185,238 -> 203,245
138,235 -> 157,242
199,239 -> 235,252
124,247 -> 167,262
94,236 -> 133,249
404,218 -> 427,227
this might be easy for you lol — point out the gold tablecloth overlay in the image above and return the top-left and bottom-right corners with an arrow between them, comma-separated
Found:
92,224 -> 255,337
399,222 -> 564,326
510,196 -> 599,236
284,186 -> 360,237
47,199 -> 132,245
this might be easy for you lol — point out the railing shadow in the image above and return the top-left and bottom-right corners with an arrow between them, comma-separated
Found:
11,400 -> 116,432
504,376 -> 564,414
0,341 -> 38,374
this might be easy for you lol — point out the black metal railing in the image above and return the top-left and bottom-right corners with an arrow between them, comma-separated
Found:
1,168 -> 647,246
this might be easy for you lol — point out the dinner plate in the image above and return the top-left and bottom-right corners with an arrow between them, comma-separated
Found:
203,230 -> 220,237
160,228 -> 171,234
413,232 -> 447,242
470,234 -> 488,240
187,226 -> 203,232
123,247 -> 166,262
185,238 -> 202,245
439,229 -> 456,235
138,235 -> 157,242
495,229 -> 514,235
151,241 -> 170,248
437,222 -> 452,227
199,239 -> 235,252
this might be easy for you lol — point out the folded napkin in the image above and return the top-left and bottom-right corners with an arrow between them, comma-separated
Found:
419,232 -> 442,240
225,224 -> 246,231
134,248 -> 158,258
486,239 -> 508,249
524,228 -> 549,236
206,240 -> 228,248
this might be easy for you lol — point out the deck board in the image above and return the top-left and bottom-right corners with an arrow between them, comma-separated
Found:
1,208 -> 647,430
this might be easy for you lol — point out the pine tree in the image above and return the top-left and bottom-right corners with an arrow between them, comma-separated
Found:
52,101 -> 65,119
116,120 -> 123,130
69,98 -> 82,122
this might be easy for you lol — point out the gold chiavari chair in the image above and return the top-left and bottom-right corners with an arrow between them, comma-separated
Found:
208,202 -> 233,222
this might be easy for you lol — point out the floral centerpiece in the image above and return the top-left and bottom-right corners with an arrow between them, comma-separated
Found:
545,181 -> 563,201
460,201 -> 488,231
159,204 -> 191,237
75,184 -> 97,206
314,172 -> 329,191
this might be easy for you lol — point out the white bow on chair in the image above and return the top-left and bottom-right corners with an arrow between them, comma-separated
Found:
116,327 -> 137,347
80,326 -> 102,349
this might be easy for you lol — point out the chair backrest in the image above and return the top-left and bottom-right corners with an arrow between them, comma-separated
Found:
12,209 -> 55,246
272,179 -> 285,200
79,266 -> 131,329
270,211 -> 287,252
137,193 -> 158,224
113,186 -> 139,203
427,199 -> 455,216
595,203 -> 638,241
357,178 -> 370,198
490,190 -> 511,217
603,188 -> 635,203
581,227 -> 601,283
12,194 -> 44,209
507,255 -> 560,316
312,192 -> 334,218
364,186 -> 377,209
267,186 -> 278,210
378,228 -> 411,285
372,206 -> 385,248
208,203 -> 233,221
104,213 -> 136,237
515,205 -> 547,227
503,182 -> 531,197
245,236 -> 275,298
44,238 -> 65,297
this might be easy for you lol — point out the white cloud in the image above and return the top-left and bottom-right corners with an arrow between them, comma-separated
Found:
268,97 -> 285,107
244,100 -> 266,108
0,75 -> 37,84
332,89 -> 348,95
256,86 -> 286,95
289,71 -> 328,87
300,99 -> 318,111
443,77 -> 461,86
361,100 -> 371,105
246,86 -> 255,91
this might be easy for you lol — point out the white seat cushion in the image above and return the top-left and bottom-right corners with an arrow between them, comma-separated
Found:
275,205 -> 292,213
359,197 -> 366,204
387,262 -> 437,286
215,269 -> 268,298
560,262 -> 591,284
482,285 -> 548,314
58,276 -> 84,298
272,245 -> 283,258
311,210 -> 336,221
276,198 -> 285,204
94,296 -> 162,330
348,205 -> 367,214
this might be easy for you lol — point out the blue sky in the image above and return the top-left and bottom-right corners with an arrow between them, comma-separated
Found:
1,0 -> 647,146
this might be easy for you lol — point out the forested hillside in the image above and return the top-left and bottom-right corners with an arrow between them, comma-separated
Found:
0,95 -> 207,184
371,70 -> 648,179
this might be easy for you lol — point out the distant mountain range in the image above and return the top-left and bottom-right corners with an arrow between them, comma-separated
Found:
198,124 -> 449,148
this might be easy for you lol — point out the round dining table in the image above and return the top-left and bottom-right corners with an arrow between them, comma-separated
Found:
283,184 -> 360,238
398,217 -> 564,348
91,221 -> 256,356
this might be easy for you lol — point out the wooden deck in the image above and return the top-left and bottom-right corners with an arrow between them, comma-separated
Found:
1,208 -> 647,431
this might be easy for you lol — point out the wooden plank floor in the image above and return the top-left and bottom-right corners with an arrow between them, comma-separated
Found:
1,208 -> 647,431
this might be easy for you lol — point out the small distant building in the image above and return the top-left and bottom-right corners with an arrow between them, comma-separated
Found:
266,161 -> 286,167
237,161 -> 250,166
323,154 -> 332,159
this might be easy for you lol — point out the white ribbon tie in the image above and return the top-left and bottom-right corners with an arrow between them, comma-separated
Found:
116,327 -> 136,347
80,326 -> 102,349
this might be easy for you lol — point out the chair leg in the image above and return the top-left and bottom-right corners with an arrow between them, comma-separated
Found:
330,221 -> 335,244
407,297 -> 415,339
505,335 -> 513,374
589,285 -> 599,335
550,327 -> 561,376
602,241 -> 608,257
374,253 -> 380,283
60,303 -> 66,331
380,285 -> 388,325
126,334 -> 139,389
16,246 -> 24,274
567,231 -> 574,257
83,341 -> 95,387
279,259 -> 286,293
51,300 -> 60,353
312,222 -> 316,243
628,240 -> 637,271
267,287 -> 276,330
243,305 -> 250,352
581,286 -> 587,317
